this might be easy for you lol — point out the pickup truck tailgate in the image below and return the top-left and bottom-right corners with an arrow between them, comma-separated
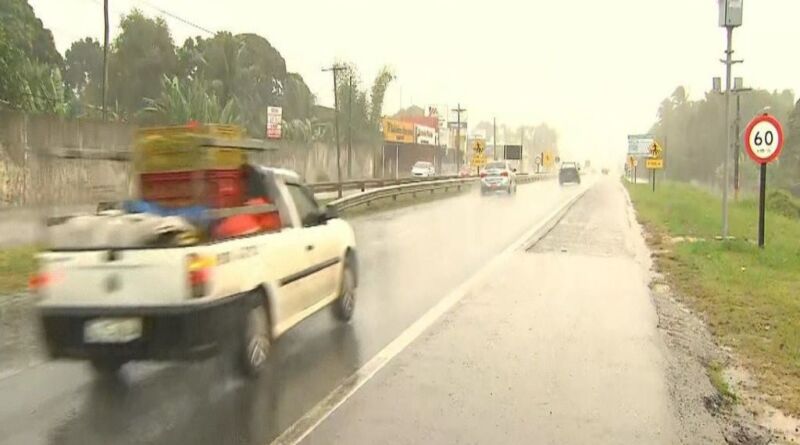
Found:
38,249 -> 189,307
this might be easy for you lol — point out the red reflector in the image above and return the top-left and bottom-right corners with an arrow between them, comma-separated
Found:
480,172 -> 487,178
501,171 -> 509,177
189,268 -> 211,286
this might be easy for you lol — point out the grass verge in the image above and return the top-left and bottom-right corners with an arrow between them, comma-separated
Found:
0,245 -> 37,296
625,181 -> 800,416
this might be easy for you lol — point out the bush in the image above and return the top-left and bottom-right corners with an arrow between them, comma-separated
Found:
766,189 -> 800,220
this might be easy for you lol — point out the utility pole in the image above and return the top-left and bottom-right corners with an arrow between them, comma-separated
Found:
102,0 -> 109,121
520,128 -> 525,173
493,117 -> 497,161
323,64 -> 347,198
732,78 -> 752,201
718,0 -> 744,239
452,104 -> 466,172
347,75 -> 353,179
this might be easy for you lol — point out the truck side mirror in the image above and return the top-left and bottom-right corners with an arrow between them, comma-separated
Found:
321,204 -> 339,223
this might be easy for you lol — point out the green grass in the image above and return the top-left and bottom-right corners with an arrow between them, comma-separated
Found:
709,360 -> 737,403
626,181 -> 800,415
0,245 -> 37,295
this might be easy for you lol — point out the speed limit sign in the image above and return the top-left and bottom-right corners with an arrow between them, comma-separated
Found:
743,114 -> 785,249
744,114 -> 784,164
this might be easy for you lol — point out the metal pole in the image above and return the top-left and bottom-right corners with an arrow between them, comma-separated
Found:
347,76 -> 353,179
721,25 -> 733,238
456,104 -> 461,172
323,65 -> 346,197
758,163 -> 767,248
652,169 -> 656,192
102,0 -> 109,121
333,74 -> 342,197
520,128 -> 524,173
493,117 -> 497,161
452,104 -> 465,173
733,92 -> 741,201
395,144 -> 399,179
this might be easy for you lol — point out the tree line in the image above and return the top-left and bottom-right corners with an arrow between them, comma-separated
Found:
648,85 -> 800,189
0,0 -> 393,143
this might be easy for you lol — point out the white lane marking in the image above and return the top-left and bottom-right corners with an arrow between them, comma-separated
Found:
269,182 -> 592,445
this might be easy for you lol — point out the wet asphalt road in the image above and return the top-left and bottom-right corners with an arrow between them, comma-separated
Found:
0,178 -> 589,445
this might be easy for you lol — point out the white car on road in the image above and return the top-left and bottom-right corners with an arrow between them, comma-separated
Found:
411,161 -> 435,178
480,161 -> 517,195
35,167 -> 358,377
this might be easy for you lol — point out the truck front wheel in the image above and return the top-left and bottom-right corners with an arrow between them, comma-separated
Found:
333,261 -> 356,322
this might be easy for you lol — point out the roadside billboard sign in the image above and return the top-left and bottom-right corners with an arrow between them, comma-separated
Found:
266,106 -> 282,139
383,118 -> 415,143
627,134 -> 654,156
415,124 -> 437,145
504,145 -> 522,160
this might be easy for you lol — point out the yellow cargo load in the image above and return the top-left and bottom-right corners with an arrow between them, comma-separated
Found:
134,124 -> 264,173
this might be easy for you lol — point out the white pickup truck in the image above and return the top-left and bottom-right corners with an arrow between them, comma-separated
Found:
36,166 -> 358,376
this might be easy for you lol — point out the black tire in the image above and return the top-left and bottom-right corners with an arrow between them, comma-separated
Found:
90,357 -> 125,375
333,261 -> 356,322
236,302 -> 270,378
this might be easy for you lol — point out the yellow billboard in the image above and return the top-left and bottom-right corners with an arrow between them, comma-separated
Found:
383,118 -> 414,143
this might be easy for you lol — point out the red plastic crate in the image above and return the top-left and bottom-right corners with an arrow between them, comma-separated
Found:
140,169 -> 244,208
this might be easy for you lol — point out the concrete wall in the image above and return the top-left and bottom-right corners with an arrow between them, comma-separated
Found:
0,111 -> 378,208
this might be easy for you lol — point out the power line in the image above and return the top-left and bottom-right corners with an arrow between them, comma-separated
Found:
132,0 -> 216,35
82,0 -> 215,36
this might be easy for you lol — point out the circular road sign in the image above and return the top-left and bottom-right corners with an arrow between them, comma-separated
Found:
744,114 -> 784,164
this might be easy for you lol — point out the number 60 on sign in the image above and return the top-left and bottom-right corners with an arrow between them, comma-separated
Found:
744,114 -> 784,164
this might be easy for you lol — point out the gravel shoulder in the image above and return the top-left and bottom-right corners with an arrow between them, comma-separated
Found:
623,184 -> 799,445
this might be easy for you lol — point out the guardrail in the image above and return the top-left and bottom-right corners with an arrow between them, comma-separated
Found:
330,172 -> 553,212
309,175 -> 460,194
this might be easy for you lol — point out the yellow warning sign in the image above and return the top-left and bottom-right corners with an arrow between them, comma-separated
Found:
649,141 -> 663,159
472,139 -> 486,154
470,153 -> 487,167
646,158 -> 664,169
543,150 -> 555,168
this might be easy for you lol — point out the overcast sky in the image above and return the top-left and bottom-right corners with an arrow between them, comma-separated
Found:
30,0 -> 800,165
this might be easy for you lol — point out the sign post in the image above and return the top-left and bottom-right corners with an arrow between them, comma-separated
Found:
646,141 -> 664,192
743,114 -> 784,248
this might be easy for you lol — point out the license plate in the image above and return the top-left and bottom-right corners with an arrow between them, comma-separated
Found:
84,318 -> 142,343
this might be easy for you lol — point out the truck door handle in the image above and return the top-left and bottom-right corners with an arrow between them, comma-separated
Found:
306,245 -> 314,251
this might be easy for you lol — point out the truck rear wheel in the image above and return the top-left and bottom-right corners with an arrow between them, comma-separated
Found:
90,358 -> 125,375
237,302 -> 270,377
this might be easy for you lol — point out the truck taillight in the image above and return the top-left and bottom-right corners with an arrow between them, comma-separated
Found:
187,254 -> 215,298
480,172 -> 487,178
28,272 -> 62,292
501,171 -> 509,177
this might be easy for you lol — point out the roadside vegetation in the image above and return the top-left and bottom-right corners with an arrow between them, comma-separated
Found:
626,181 -> 800,416
0,245 -> 36,295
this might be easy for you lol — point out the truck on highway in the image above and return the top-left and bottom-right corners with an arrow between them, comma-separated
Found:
33,126 -> 358,377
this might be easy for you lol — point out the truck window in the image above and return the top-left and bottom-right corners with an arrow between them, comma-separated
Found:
286,183 -> 321,227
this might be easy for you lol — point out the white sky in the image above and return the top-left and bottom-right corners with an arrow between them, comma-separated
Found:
30,0 -> 800,165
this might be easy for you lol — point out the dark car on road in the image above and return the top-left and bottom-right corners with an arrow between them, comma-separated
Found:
559,162 -> 581,186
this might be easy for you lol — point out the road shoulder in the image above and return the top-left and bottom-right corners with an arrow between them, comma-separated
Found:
296,179 -> 726,445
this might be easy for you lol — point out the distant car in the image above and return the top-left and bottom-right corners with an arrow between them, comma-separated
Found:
411,161 -> 435,178
559,162 -> 581,186
480,161 -> 517,195
601,168 -> 609,175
